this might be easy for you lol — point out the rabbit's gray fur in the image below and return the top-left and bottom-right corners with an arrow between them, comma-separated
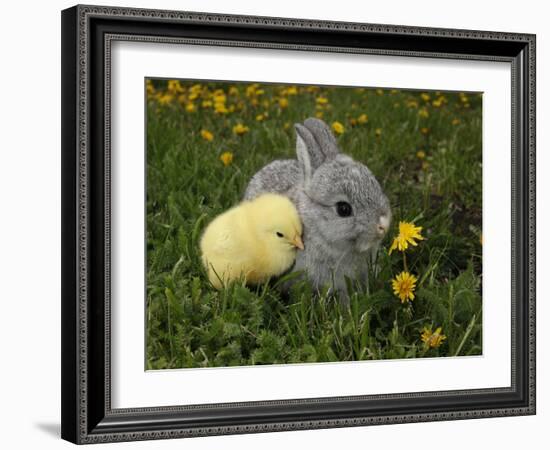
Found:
244,118 -> 391,298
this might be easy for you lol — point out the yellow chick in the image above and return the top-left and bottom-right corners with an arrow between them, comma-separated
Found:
200,194 -> 304,289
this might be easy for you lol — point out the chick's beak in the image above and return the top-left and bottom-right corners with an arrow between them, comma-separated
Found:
292,235 -> 304,250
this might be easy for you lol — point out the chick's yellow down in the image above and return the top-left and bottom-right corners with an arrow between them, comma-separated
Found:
200,194 -> 304,289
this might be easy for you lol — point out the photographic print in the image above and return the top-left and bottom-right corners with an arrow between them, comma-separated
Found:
62,6 -> 535,442
145,79 -> 483,370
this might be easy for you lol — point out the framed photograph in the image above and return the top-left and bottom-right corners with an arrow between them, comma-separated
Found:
61,4 -> 536,444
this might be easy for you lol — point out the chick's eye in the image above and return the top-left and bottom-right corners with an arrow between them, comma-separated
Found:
336,201 -> 353,217
276,232 -> 284,238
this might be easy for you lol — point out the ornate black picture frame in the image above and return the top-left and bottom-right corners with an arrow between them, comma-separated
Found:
61,4 -> 536,444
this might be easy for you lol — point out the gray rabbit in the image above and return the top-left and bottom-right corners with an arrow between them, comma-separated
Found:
244,118 -> 391,298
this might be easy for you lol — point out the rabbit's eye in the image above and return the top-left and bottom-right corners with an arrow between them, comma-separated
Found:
336,201 -> 353,217
276,232 -> 284,238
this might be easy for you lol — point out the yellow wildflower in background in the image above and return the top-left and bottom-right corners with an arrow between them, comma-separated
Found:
389,221 -> 424,254
146,80 -> 156,97
167,80 -> 184,94
416,150 -> 426,159
332,121 -> 345,135
245,83 -> 260,97
376,88 -> 384,96
420,127 -> 430,135
233,123 -> 250,136
407,100 -> 419,109
200,129 -> 214,142
214,102 -> 229,114
392,271 -> 418,303
357,113 -> 369,124
315,111 -> 324,119
228,86 -> 239,96
418,108 -> 429,118
201,100 -> 213,109
375,128 -> 382,138
185,103 -> 196,113
316,96 -> 329,105
452,118 -> 461,126
286,86 -> 298,96
220,151 -> 234,166
278,98 -> 289,109
256,113 -> 266,122
157,94 -> 173,106
432,96 -> 445,108
212,91 -> 226,104
421,327 -> 447,348
420,93 -> 431,102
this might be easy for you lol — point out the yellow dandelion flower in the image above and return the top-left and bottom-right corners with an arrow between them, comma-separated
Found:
418,108 -> 429,118
228,86 -> 239,96
146,80 -> 156,97
256,113 -> 266,122
201,100 -> 213,108
214,102 -> 229,114
255,89 -> 265,96
392,271 -> 418,303
157,94 -> 173,106
432,98 -> 443,108
375,128 -> 382,137
349,118 -> 357,126
316,96 -> 329,105
212,92 -> 226,104
452,118 -> 461,126
416,150 -> 426,159
421,327 -> 447,348
245,83 -> 260,97
233,123 -> 249,136
220,151 -> 234,166
332,121 -> 345,135
407,100 -> 419,109
167,80 -> 184,94
420,127 -> 430,135
188,92 -> 200,101
278,98 -> 289,109
315,111 -> 324,119
389,221 -> 425,254
200,129 -> 214,142
286,86 -> 298,96
420,93 -> 431,102
460,93 -> 469,103
376,88 -> 384,96
357,113 -> 369,125
185,102 -> 196,113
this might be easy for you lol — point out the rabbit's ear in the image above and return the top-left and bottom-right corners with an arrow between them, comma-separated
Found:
295,123 -> 325,183
303,118 -> 340,161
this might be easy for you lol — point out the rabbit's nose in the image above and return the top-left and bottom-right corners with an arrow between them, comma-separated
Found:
377,215 -> 390,236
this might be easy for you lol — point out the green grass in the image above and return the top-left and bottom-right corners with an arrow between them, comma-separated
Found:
146,79 -> 482,369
